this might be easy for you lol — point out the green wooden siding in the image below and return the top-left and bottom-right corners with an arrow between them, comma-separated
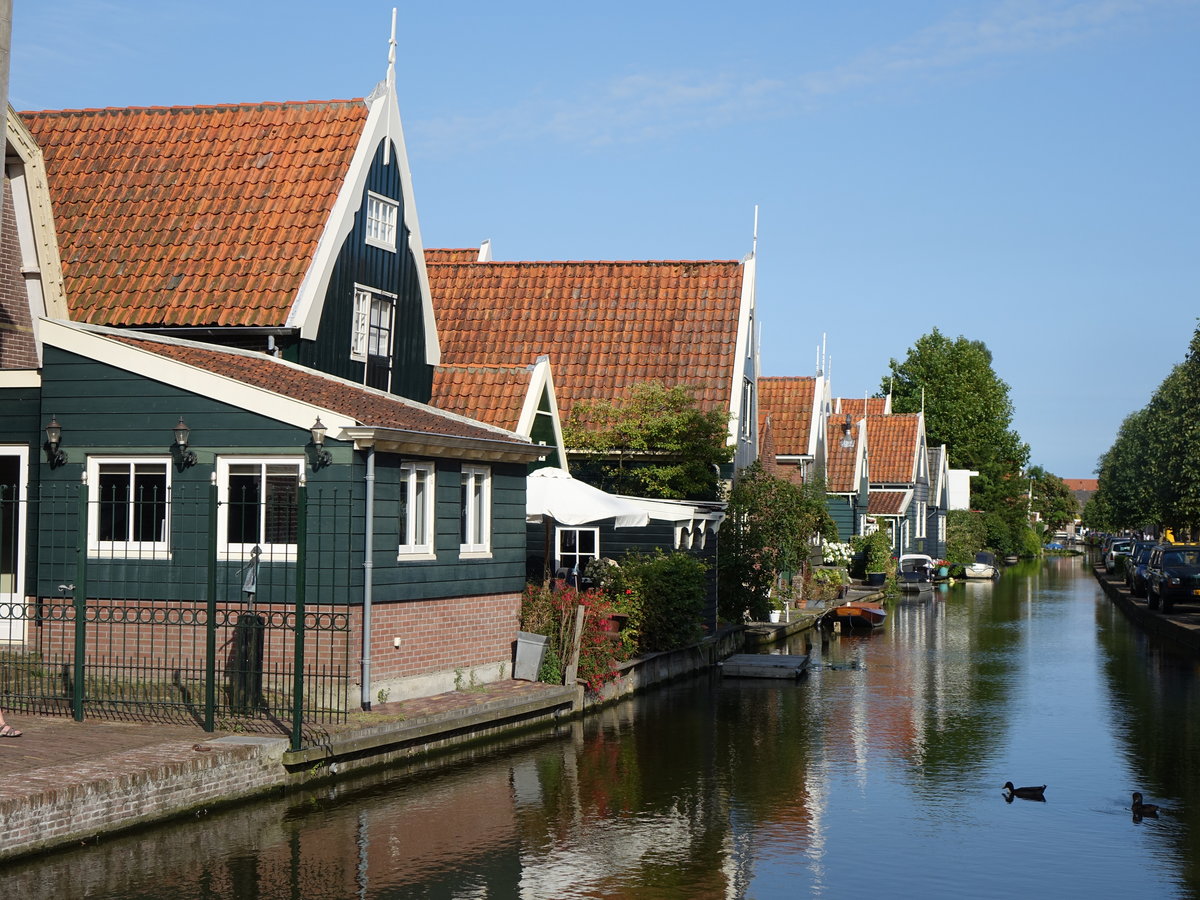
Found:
294,139 -> 433,403
827,494 -> 857,542
528,386 -> 561,470
33,349 -> 526,604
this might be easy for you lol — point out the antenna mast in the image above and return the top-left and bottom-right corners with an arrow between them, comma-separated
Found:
384,8 -> 397,165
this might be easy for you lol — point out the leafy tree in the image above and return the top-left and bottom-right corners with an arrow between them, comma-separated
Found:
945,509 -> 987,564
882,329 -> 1029,512
563,381 -> 733,500
717,462 -> 837,622
1027,466 -> 1079,533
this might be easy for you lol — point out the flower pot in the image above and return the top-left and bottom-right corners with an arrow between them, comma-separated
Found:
769,610 -> 782,623
866,572 -> 886,587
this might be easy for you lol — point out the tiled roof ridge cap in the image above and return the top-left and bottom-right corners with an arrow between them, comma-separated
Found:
20,98 -> 366,116
64,322 -> 528,442
424,257 -> 742,267
761,375 -> 816,381
438,362 -> 533,373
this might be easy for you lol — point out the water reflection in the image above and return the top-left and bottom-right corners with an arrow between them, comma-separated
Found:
4,557 -> 1197,898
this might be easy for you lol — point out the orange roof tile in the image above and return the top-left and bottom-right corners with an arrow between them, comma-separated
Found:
837,397 -> 887,417
865,414 -> 921,484
1063,478 -> 1098,491
21,101 -> 367,329
868,491 -> 908,516
114,336 -> 529,446
425,248 -> 480,264
825,414 -> 860,493
431,363 -> 533,432
427,259 -> 745,417
757,377 -> 816,456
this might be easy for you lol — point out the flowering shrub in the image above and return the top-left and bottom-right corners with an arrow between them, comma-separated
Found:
823,541 -> 853,567
520,583 -> 628,693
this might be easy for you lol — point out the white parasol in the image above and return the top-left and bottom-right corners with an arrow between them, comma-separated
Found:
525,467 -> 649,528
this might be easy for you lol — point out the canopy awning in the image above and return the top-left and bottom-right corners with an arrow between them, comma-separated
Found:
525,467 -> 650,528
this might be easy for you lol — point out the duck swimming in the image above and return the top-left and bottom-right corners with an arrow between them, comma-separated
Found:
1002,782 -> 1047,800
1132,792 -> 1160,817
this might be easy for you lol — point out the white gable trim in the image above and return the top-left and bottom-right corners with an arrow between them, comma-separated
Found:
286,88 -> 440,365
727,254 -> 758,466
516,355 -> 569,472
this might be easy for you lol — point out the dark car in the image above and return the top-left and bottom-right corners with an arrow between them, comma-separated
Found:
1124,541 -> 1157,597
1146,544 -> 1200,612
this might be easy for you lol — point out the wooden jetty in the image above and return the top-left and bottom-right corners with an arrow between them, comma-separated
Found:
720,654 -> 810,679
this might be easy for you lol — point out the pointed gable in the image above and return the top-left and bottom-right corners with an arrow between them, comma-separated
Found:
21,101 -> 368,329
757,376 -> 818,457
431,363 -> 534,432
427,258 -> 746,417
865,413 -> 921,484
835,397 -> 889,417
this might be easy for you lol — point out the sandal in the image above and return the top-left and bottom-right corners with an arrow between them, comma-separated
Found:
0,725 -> 21,737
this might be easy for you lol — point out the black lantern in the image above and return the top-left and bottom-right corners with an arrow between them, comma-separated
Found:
310,418 -> 332,468
840,413 -> 855,449
44,415 -> 67,467
173,417 -> 197,468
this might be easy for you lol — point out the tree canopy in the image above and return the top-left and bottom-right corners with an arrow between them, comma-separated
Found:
1028,466 -> 1079,534
882,328 -> 1029,514
1089,322 -> 1200,536
562,381 -> 733,501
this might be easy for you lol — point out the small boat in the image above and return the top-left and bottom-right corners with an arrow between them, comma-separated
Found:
897,553 -> 935,592
821,600 -> 887,630
963,551 -> 999,580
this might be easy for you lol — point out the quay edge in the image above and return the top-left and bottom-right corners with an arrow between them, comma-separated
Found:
0,625 -> 749,863
1092,563 -> 1200,655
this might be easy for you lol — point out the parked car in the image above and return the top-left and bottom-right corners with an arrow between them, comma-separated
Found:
1104,538 -> 1133,573
1125,542 -> 1157,597
1146,544 -> 1200,612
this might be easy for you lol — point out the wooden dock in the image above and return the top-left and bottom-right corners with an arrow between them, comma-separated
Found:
720,654 -> 810,679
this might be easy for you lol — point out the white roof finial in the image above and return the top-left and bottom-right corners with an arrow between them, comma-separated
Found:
383,8 -> 397,165
752,205 -> 759,257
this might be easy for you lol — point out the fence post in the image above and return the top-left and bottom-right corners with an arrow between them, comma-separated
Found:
205,476 -> 218,732
290,482 -> 308,752
73,478 -> 89,722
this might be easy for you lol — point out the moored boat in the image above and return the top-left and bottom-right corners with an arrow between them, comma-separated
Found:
820,600 -> 887,630
897,553 -> 935,592
963,551 -> 999,580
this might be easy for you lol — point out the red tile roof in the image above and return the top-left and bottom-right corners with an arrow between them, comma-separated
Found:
757,377 -> 816,456
425,248 -> 480,264
431,363 -> 533,432
1063,478 -> 1098,491
427,259 -> 745,416
866,414 -> 921,484
868,491 -> 908,516
837,397 -> 888,417
114,336 -> 530,445
21,101 -> 367,328
825,415 -> 860,493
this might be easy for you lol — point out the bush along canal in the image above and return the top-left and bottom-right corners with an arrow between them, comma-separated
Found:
4,555 -> 1200,899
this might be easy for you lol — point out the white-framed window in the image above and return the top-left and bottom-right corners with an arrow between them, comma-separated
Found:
398,462 -> 436,559
556,526 -> 599,577
916,501 -> 927,538
217,458 -> 302,560
459,465 -> 491,557
351,286 -> 396,363
365,192 -> 398,251
740,378 -> 754,440
351,289 -> 370,360
86,458 -> 170,558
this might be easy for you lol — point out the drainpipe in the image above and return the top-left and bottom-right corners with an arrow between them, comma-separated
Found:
361,446 -> 376,710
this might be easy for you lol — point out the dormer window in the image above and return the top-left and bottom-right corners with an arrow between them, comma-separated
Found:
365,192 -> 398,251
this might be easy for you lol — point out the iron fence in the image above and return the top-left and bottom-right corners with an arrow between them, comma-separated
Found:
0,480 -> 355,749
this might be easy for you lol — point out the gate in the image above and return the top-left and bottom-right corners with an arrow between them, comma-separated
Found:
0,480 -> 354,750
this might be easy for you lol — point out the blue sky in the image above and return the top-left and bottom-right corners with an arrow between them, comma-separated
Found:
12,1 -> 1198,478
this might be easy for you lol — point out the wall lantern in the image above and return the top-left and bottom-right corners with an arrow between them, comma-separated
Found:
173,417 -> 197,468
310,418 -> 332,468
44,415 -> 68,467
840,414 -> 855,449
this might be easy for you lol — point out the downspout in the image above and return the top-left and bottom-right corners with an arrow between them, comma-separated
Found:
361,446 -> 376,710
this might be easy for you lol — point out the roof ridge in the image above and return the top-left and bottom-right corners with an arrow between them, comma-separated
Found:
424,258 -> 741,267
20,99 -> 365,116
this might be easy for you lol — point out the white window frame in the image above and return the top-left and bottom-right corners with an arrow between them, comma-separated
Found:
916,501 -> 927,539
459,465 -> 492,558
555,526 -> 599,576
398,462 -> 436,560
86,457 -> 171,559
216,457 -> 303,561
365,191 -> 398,251
350,288 -> 370,361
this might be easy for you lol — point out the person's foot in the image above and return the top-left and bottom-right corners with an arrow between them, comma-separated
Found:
0,725 -> 22,737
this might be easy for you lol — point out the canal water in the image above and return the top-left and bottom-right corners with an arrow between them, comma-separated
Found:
7,556 -> 1200,898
